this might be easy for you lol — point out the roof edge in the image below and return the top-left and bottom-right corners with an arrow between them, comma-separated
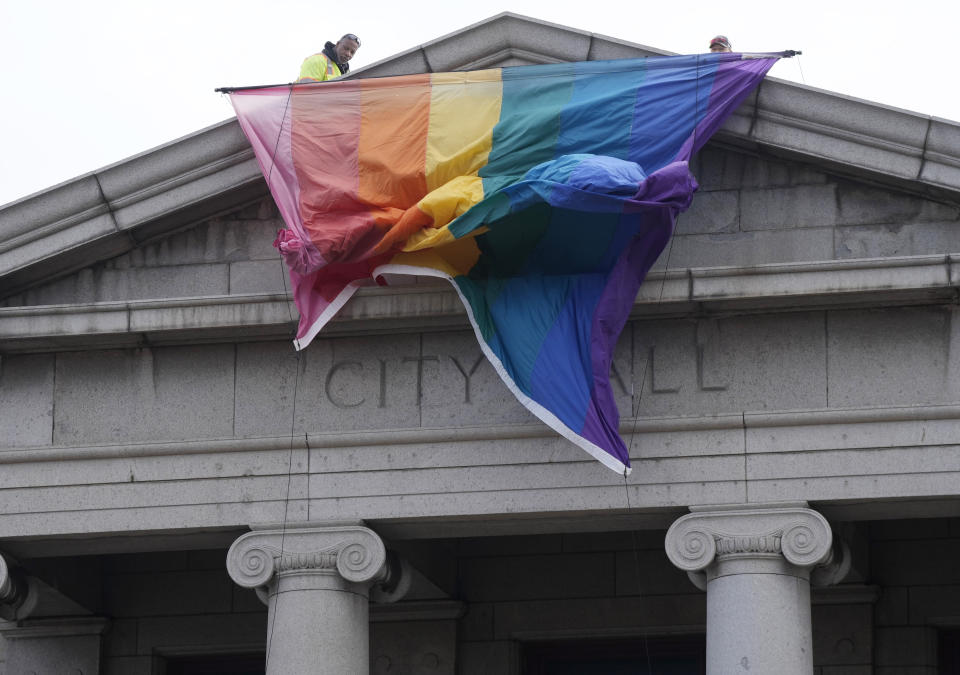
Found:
1,13 -> 958,296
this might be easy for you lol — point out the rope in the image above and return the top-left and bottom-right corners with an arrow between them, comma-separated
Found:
619,52 -> 701,671
258,83 -> 302,672
264,350 -> 304,669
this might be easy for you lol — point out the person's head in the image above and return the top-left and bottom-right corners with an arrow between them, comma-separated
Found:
335,34 -> 361,63
709,35 -> 732,53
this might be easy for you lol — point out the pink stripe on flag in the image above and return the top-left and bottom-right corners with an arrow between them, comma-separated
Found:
230,88 -> 322,271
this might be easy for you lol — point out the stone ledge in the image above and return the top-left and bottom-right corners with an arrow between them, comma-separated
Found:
0,616 -> 109,639
717,77 -> 960,202
2,402 -> 959,463
1,391 -> 960,543
0,293 -> 296,353
1,254 -> 957,352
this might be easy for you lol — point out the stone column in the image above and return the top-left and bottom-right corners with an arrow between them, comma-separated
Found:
227,523 -> 389,675
0,553 -> 25,617
665,503 -> 834,675
2,550 -> 108,674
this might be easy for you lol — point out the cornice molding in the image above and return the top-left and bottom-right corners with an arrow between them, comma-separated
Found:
718,77 -> 959,201
456,47 -> 564,70
3,401 -> 960,464
0,122 -> 266,299
2,254 -> 956,353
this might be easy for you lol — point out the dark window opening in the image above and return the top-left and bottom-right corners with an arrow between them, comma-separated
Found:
523,635 -> 706,675
941,629 -> 960,675
165,654 -> 264,675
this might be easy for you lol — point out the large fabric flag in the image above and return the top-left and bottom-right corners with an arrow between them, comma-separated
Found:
227,52 -> 784,474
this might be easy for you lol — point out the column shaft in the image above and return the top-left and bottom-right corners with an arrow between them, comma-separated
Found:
665,503 -> 833,675
227,523 -> 388,675
706,567 -> 813,674
266,576 -> 370,674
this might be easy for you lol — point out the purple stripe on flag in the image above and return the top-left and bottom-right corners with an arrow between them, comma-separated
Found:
673,57 -> 778,162
579,162 -> 697,462
230,88 -> 325,273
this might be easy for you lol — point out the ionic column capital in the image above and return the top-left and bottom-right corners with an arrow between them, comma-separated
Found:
665,502 -> 833,574
226,524 -> 388,590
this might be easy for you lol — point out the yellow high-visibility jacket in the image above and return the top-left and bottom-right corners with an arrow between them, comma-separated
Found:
298,52 -> 342,82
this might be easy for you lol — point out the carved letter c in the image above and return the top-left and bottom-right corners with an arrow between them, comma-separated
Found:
325,361 -> 366,408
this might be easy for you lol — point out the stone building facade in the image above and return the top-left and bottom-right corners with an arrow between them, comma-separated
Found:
2,13 -> 960,675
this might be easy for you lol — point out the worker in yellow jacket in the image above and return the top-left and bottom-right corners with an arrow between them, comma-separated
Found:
297,34 -> 361,82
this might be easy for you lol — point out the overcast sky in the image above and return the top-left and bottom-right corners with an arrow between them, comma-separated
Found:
1,0 -> 956,207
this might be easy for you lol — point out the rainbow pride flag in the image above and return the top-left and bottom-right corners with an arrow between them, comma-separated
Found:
228,52 -> 783,473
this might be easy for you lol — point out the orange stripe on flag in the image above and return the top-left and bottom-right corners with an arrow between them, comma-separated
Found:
358,75 -> 431,215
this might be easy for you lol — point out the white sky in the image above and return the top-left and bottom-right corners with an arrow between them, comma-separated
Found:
1,0 -> 956,207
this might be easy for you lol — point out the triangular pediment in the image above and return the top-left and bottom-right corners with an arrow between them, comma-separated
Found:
0,12 -> 958,307
344,12 -> 668,78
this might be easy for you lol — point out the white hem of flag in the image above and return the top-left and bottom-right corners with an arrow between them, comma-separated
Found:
292,281 -> 363,351
373,263 -> 631,476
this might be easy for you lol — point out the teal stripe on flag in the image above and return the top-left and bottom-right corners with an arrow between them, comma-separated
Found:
480,63 -> 577,188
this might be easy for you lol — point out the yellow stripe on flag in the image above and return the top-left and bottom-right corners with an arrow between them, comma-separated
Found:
424,70 -> 502,193
389,236 -> 482,278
